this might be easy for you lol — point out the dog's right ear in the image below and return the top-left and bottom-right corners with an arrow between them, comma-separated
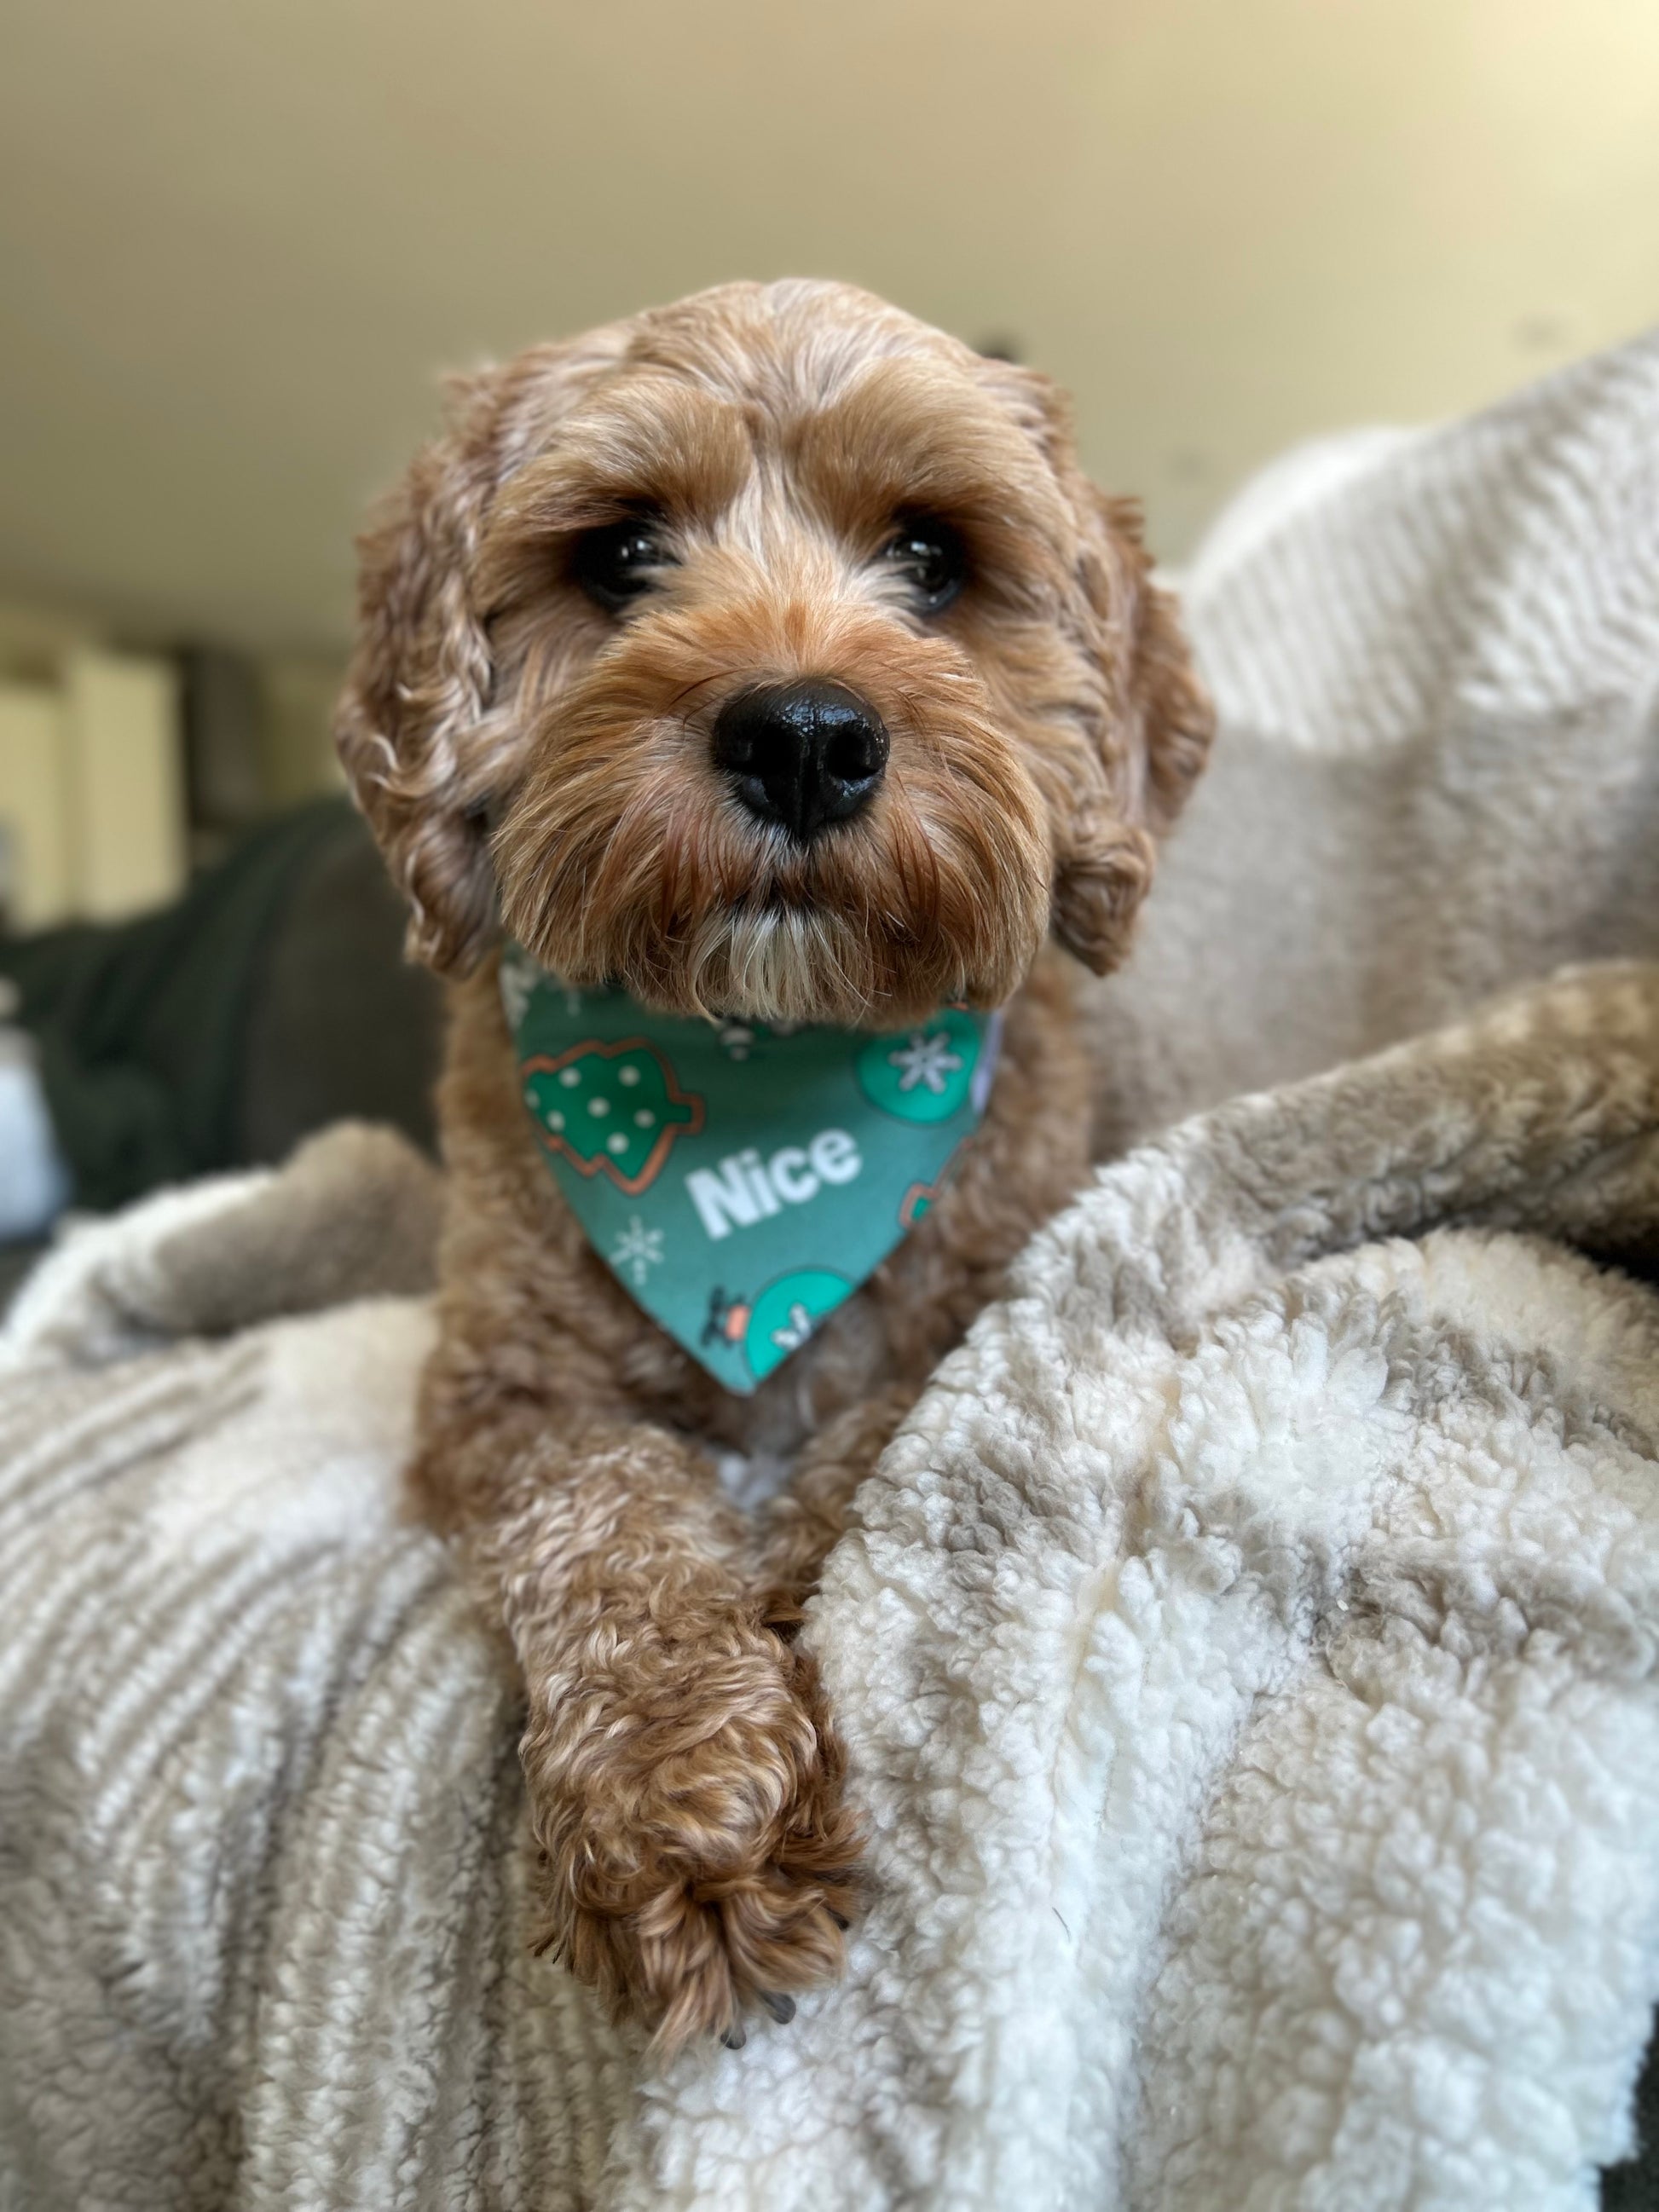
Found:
334,370 -> 510,976
337,328 -> 635,974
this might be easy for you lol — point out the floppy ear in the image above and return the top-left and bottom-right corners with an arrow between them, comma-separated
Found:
975,355 -> 1214,976
336,326 -> 634,974
1049,486 -> 1214,975
334,371 -> 508,976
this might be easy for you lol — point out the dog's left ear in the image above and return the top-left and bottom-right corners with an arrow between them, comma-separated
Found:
978,360 -> 1214,975
1049,485 -> 1213,973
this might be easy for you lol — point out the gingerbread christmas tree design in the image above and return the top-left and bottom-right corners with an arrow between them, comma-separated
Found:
521,1037 -> 704,1193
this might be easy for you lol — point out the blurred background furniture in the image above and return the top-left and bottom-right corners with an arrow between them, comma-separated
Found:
0,799 -> 442,1303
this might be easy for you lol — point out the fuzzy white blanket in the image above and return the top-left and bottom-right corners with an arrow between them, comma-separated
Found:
4,969 -> 1659,2212
1078,326 -> 1659,1152
4,332 -> 1659,2212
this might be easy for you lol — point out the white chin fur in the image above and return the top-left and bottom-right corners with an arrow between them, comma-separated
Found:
688,904 -> 866,1025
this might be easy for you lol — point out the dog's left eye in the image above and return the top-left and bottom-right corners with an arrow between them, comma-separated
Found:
572,519 -> 671,611
881,519 -> 968,612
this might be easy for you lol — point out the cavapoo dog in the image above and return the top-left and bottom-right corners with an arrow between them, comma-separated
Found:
337,278 -> 1211,2050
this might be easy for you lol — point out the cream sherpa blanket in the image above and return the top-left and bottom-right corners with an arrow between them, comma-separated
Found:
3,332 -> 1659,2212
1078,326 -> 1659,1151
3,970 -> 1659,2212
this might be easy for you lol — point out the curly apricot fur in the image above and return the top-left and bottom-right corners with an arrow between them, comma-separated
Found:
339,280 -> 1211,2047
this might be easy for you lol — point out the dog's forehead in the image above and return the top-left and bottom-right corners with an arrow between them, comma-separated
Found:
477,281 -> 1078,574
620,278 -> 966,410
496,284 -> 1058,533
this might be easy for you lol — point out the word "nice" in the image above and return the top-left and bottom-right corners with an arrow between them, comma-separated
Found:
685,1129 -> 862,1240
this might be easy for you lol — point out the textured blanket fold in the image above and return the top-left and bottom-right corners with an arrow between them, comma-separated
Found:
1077,326 -> 1659,1155
3,964 -> 1659,2211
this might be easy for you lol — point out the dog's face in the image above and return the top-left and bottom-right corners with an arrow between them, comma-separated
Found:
338,280 -> 1211,1026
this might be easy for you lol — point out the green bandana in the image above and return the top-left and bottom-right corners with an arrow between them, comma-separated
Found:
501,944 -> 1000,1395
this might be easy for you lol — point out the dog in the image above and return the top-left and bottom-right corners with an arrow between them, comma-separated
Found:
336,279 -> 1211,2051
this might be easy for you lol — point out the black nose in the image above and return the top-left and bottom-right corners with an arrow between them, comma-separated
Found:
711,679 -> 888,842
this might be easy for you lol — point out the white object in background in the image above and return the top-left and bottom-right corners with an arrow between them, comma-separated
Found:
65,649 -> 186,921
0,680 -> 73,927
0,1024 -> 70,1241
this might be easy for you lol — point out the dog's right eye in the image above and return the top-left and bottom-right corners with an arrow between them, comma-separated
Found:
572,519 -> 670,611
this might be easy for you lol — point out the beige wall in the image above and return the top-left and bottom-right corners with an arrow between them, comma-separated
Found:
1,0 -> 1656,661
0,684 -> 72,927
0,604 -> 346,885
0,624 -> 189,926
260,656 -> 348,809
65,652 -> 187,922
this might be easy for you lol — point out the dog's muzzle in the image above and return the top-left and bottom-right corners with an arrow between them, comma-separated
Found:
711,679 -> 888,843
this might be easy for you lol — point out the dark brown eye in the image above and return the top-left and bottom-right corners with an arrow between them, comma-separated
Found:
881,517 -> 968,612
573,517 -> 671,610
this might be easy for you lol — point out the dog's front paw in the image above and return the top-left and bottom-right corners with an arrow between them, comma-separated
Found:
523,1597 -> 862,2051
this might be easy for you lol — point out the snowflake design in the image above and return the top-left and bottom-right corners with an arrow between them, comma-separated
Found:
610,1214 -> 665,1287
887,1027 -> 965,1095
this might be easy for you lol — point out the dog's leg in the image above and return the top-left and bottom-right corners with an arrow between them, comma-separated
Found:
414,974 -> 868,2047
431,1412 -> 861,2049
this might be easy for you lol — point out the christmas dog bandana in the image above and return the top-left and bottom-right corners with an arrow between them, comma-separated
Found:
500,942 -> 1001,1395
